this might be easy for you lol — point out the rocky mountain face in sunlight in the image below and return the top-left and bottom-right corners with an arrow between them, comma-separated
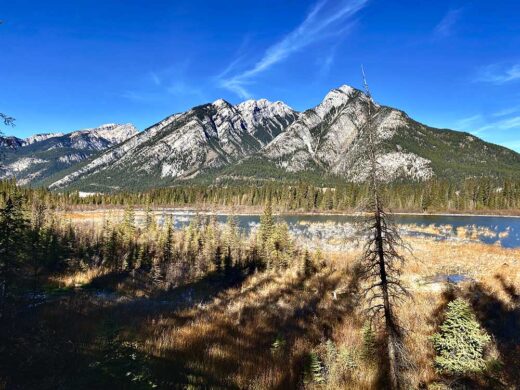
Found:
0,123 -> 138,186
5,85 -> 520,191
48,99 -> 299,190
260,85 -> 434,182
217,85 -> 520,185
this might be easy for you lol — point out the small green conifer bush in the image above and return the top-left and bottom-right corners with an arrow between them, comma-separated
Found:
432,298 -> 491,375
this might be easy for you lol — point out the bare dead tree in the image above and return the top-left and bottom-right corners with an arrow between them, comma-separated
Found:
350,67 -> 411,389
0,113 -> 16,164
0,113 -> 15,127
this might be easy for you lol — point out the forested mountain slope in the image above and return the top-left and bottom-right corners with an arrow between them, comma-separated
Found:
9,85 -> 519,192
0,123 -> 137,186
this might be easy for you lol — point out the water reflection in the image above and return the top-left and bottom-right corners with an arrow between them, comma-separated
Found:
142,210 -> 520,250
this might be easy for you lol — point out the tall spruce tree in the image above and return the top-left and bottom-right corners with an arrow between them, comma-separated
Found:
0,191 -> 28,312
224,215 -> 239,270
144,203 -> 156,234
28,200 -> 47,280
259,199 -> 275,245
162,215 -> 174,263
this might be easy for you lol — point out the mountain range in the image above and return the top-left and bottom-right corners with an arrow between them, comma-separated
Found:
2,85 -> 519,191
0,123 -> 137,186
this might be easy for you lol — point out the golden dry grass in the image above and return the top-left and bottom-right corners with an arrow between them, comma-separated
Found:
51,267 -> 110,287
139,266 -> 350,388
130,237 -> 520,389
329,238 -> 520,388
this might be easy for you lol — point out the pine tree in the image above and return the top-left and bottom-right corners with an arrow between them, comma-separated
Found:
271,222 -> 292,268
0,191 -> 28,311
259,200 -> 275,268
104,226 -> 119,270
361,322 -> 377,360
259,200 -> 274,245
28,200 -> 47,279
143,203 -> 156,234
121,204 -> 136,240
162,215 -> 174,263
432,298 -> 491,375
120,205 -> 137,269
224,215 -> 239,270
202,216 -> 217,272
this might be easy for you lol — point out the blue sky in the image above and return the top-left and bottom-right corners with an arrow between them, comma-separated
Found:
1,0 -> 519,151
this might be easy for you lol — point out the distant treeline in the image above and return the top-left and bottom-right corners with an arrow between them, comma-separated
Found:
2,178 -> 520,212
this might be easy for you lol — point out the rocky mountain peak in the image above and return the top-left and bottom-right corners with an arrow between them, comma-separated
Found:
212,98 -> 233,109
18,83 -> 520,191
315,84 -> 359,119
86,123 -> 138,144
24,132 -> 64,145
0,122 -> 138,186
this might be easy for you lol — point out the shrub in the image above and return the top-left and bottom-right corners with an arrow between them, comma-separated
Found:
305,340 -> 359,386
361,322 -> 377,360
432,298 -> 491,375
309,352 -> 325,383
270,334 -> 286,355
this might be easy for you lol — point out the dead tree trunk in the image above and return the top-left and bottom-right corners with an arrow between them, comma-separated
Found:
353,67 -> 409,389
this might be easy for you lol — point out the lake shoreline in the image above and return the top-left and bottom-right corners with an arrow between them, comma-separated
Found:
62,207 -> 520,219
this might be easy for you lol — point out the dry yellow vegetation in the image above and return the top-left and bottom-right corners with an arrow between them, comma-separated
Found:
114,238 -> 518,388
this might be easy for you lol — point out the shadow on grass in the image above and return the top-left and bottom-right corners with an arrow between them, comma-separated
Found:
0,263 -> 254,389
464,277 -> 520,388
425,277 -> 520,389
1,261 -> 395,389
135,262 -> 380,389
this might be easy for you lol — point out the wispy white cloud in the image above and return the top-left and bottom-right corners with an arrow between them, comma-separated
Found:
455,113 -> 520,135
475,63 -> 520,84
454,111 -> 520,152
150,72 -> 161,86
316,42 -> 342,79
493,105 -> 520,117
455,114 -> 483,130
433,9 -> 462,39
122,61 -> 206,103
218,0 -> 369,98
320,51 -> 336,76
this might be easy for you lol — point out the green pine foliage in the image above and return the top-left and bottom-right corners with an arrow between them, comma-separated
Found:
2,177 -> 520,213
361,322 -> 377,361
270,334 -> 286,355
0,179 -> 302,308
0,189 -> 29,302
259,199 -> 275,245
309,352 -> 325,384
432,298 -> 491,375
306,340 -> 360,386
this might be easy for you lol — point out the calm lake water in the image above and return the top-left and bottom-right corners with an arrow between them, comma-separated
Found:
149,211 -> 520,250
